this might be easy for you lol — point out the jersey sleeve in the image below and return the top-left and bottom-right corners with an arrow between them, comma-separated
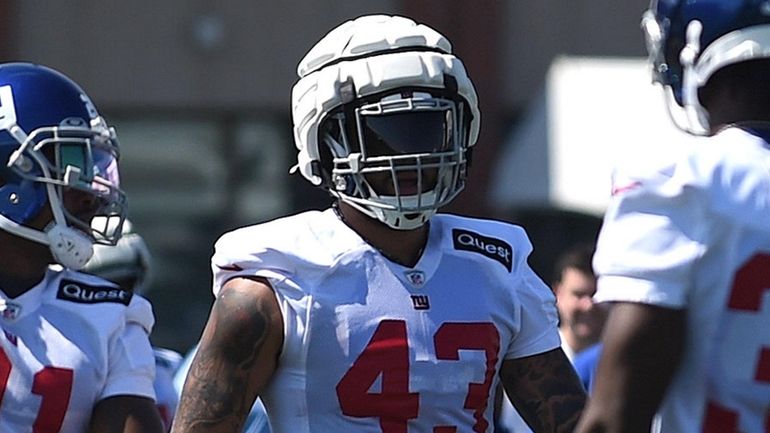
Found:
100,295 -> 157,400
505,264 -> 561,359
502,226 -> 561,359
211,228 -> 296,296
593,155 -> 711,308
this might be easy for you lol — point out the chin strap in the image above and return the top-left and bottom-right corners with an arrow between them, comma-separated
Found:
0,214 -> 94,270
0,213 -> 48,244
42,177 -> 94,269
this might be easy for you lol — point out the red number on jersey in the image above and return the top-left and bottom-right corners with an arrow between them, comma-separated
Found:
703,253 -> 770,433
336,320 -> 500,433
0,347 -> 74,433
336,320 -> 419,433
434,323 -> 500,433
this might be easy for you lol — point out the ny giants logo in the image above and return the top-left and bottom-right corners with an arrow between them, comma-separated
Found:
452,228 -> 513,272
410,295 -> 430,310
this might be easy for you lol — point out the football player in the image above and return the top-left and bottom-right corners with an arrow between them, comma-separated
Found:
575,1 -> 770,432
84,220 -> 183,432
0,63 -> 164,433
172,15 -> 586,433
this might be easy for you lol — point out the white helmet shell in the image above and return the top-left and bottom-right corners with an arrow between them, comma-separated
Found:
296,15 -> 452,77
291,15 -> 480,186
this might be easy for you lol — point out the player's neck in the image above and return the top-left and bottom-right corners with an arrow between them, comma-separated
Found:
335,201 -> 428,268
0,232 -> 51,298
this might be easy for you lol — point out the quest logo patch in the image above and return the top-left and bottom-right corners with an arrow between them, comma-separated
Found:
57,280 -> 133,306
452,229 -> 513,272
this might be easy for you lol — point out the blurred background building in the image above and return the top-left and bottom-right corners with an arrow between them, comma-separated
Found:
1,0 -> 652,352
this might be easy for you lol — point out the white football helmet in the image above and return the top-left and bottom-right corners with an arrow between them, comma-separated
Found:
291,15 -> 480,230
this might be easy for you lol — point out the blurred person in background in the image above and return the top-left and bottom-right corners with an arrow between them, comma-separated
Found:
0,62 -> 163,433
570,340 -> 602,394
172,14 -> 586,433
576,1 -> 770,432
551,243 -> 605,361
84,219 -> 183,432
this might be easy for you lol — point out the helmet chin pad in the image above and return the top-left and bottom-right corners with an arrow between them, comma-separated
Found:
46,224 -> 94,270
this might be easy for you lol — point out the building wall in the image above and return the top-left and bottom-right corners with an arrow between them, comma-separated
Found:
12,1 -> 400,108
505,0 -> 649,107
11,1 -> 648,110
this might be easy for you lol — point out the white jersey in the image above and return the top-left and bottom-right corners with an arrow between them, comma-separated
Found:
0,266 -> 157,433
594,128 -> 770,433
212,209 -> 560,433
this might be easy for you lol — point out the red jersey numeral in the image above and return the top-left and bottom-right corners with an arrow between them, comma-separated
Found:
434,323 -> 499,433
336,320 -> 418,433
0,347 -> 74,433
336,320 -> 500,433
703,253 -> 770,433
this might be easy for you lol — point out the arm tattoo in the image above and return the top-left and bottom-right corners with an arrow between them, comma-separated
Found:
172,281 -> 278,433
502,348 -> 587,433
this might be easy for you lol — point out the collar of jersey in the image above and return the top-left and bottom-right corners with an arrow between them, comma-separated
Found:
0,267 -> 53,322
322,207 -> 443,283
381,216 -> 443,286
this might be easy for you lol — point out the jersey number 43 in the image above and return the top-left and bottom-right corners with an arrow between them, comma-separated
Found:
336,320 -> 499,433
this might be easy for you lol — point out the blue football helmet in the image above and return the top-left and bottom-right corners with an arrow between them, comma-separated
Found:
0,63 -> 126,269
642,0 -> 770,134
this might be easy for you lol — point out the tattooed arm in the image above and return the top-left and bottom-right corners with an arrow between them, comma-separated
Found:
170,277 -> 284,433
499,347 -> 586,433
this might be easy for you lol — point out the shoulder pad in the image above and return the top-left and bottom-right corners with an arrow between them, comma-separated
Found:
126,294 -> 155,334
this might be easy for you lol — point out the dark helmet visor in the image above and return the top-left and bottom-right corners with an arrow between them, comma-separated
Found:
361,110 -> 452,157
